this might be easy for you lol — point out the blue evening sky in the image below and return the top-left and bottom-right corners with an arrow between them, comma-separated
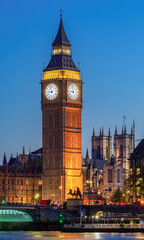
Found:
0,0 -> 144,162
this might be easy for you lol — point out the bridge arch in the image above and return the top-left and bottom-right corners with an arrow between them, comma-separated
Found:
0,209 -> 33,222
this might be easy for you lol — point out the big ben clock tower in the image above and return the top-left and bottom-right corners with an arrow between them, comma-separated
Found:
41,13 -> 83,202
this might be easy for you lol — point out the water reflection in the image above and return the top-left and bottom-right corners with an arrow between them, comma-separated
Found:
0,232 -> 143,240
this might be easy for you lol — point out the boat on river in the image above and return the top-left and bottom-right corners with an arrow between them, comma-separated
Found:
62,216 -> 144,232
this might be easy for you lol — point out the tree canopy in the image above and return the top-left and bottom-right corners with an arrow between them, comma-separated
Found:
111,188 -> 125,204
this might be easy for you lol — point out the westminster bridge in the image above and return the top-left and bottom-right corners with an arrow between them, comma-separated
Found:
0,204 -> 74,222
0,204 -> 144,223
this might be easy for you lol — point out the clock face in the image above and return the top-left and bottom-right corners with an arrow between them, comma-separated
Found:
68,84 -> 79,100
45,84 -> 58,100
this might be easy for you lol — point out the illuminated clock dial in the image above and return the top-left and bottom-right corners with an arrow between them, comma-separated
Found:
45,84 -> 58,100
68,84 -> 79,100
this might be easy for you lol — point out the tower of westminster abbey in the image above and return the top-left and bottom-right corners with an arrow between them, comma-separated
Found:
0,13 -> 141,205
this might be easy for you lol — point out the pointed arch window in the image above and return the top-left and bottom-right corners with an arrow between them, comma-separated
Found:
97,146 -> 100,159
119,145 -> 123,158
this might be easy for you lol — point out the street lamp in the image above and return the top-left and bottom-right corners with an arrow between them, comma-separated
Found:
86,180 -> 92,205
95,215 -> 99,224
35,193 -> 40,205
126,190 -> 130,204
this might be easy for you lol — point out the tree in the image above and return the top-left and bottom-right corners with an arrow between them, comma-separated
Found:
111,188 -> 125,204
126,169 -> 144,203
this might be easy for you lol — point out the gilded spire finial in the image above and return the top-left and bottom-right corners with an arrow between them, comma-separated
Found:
60,6 -> 63,19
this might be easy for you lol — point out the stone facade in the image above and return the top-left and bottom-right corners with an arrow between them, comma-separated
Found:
114,125 -> 135,184
103,158 -> 123,201
92,128 -> 112,161
1,148 -> 42,204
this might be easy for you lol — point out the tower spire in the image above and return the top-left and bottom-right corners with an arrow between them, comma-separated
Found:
60,6 -> 63,19
86,148 -> 89,159
102,126 -> 104,136
93,127 -> 95,137
108,127 -> 111,137
124,124 -> 127,134
133,119 -> 135,136
3,152 -> 7,165
122,126 -> 124,134
99,128 -> 101,136
23,146 -> 25,156
52,13 -> 71,47
115,125 -> 117,135
131,125 -> 134,135
44,13 -> 79,72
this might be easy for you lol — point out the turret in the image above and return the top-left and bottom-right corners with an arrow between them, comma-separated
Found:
108,127 -> 111,137
3,153 -> 7,165
115,126 -> 117,135
131,125 -> 134,135
23,146 -> 25,155
99,128 -> 101,136
21,146 -> 26,166
85,148 -> 90,165
102,127 -> 104,136
28,153 -> 32,171
124,124 -> 127,134
122,126 -> 124,134
92,127 -> 95,137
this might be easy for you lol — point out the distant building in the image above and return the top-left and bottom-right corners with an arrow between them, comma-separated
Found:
83,124 -> 135,203
114,125 -> 135,186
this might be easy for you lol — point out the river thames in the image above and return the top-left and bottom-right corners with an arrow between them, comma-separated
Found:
0,232 -> 144,240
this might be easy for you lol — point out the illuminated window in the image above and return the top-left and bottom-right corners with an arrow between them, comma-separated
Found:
136,168 -> 140,175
